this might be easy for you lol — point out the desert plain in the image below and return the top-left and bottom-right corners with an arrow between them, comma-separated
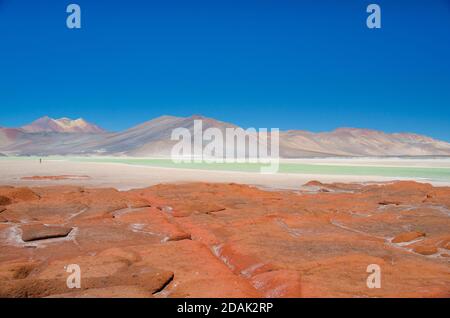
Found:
0,157 -> 449,298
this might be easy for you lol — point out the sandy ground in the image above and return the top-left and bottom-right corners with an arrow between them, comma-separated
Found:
1,158 -> 449,190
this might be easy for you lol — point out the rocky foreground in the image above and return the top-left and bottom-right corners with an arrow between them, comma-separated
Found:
0,181 -> 449,298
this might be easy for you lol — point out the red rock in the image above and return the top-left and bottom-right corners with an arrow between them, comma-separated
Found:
113,207 -> 191,242
392,231 -> 426,244
379,200 -> 401,206
437,238 -> 450,250
0,181 -> 449,298
21,175 -> 90,181
0,187 -> 39,203
0,195 -> 11,206
251,270 -> 302,297
47,285 -> 154,298
0,267 -> 173,298
0,201 -> 86,223
413,245 -> 438,255
304,180 -> 324,187
135,240 -> 260,298
0,260 -> 39,281
21,225 -> 73,242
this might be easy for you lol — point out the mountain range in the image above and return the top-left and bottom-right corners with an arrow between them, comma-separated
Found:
1,115 -> 450,157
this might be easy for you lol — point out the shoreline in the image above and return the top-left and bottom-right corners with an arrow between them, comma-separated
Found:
1,157 -> 450,190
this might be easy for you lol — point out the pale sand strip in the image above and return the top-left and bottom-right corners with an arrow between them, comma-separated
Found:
1,159 -> 449,191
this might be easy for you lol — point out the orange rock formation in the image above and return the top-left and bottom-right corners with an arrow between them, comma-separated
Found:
0,181 -> 449,298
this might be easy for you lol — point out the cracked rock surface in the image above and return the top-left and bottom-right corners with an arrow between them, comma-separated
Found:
0,181 -> 449,297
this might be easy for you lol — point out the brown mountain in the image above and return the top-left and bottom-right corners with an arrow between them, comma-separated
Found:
1,115 -> 450,157
279,128 -> 450,157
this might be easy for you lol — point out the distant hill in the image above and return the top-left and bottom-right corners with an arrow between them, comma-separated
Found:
88,115 -> 238,156
0,127 -> 25,148
22,116 -> 105,133
279,128 -> 450,157
1,115 -> 450,157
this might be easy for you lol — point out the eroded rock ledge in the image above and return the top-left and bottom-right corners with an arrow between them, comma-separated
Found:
0,181 -> 449,298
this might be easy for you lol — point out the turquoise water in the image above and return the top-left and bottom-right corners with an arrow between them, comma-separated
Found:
67,157 -> 450,183
2,156 -> 450,183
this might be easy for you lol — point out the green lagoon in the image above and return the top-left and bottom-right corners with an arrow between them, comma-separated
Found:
2,156 -> 450,183
67,157 -> 450,183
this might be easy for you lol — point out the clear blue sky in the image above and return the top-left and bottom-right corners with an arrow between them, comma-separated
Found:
1,0 -> 449,140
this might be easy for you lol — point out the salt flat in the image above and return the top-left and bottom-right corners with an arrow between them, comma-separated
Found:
1,157 -> 450,190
